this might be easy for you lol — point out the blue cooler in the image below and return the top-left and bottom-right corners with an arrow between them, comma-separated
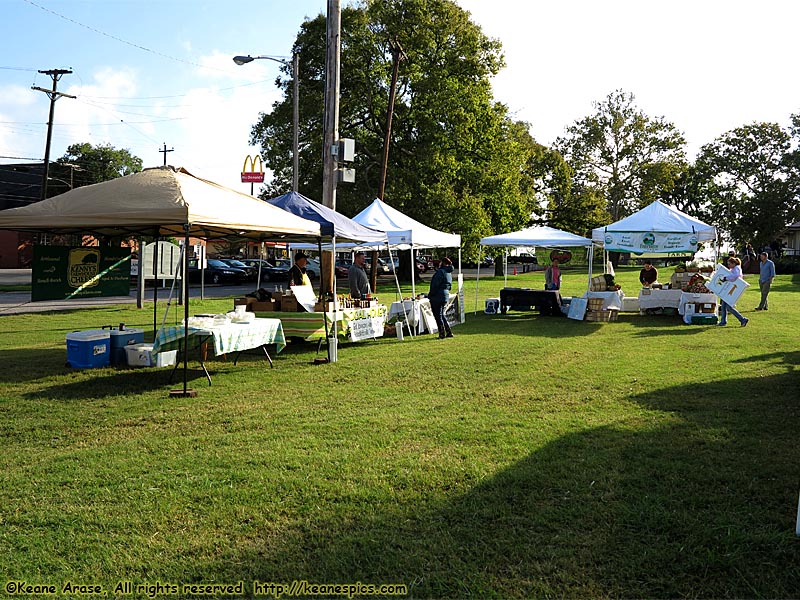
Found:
66,330 -> 111,369
106,326 -> 145,365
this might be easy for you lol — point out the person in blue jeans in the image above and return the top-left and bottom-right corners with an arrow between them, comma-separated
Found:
718,256 -> 749,327
428,256 -> 454,339
755,251 -> 776,310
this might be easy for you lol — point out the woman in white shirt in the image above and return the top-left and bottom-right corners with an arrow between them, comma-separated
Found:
718,257 -> 749,327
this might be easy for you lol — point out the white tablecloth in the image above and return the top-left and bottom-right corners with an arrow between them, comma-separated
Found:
583,290 -> 624,310
678,292 -> 717,316
638,289 -> 682,311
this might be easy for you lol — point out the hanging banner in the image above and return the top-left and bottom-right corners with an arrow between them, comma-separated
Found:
32,246 -> 131,302
603,231 -> 699,254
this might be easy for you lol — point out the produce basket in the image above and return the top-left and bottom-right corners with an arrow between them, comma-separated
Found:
585,309 -> 619,322
587,297 -> 605,311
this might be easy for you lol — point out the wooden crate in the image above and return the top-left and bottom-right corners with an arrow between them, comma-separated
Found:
587,297 -> 605,311
585,309 -> 618,322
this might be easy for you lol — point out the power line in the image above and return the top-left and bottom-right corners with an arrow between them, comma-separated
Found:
22,0 -> 235,74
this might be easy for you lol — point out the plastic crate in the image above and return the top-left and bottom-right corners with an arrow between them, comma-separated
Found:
691,315 -> 718,325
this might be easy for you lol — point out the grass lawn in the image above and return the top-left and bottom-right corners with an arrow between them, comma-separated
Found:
1,265 -> 798,598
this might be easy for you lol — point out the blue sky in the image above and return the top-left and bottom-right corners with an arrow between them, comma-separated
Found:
1,0 -> 799,193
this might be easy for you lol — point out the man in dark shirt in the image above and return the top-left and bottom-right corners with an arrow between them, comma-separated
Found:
639,260 -> 658,287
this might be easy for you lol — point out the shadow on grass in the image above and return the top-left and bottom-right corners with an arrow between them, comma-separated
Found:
207,367 -> 800,598
22,365 -> 212,400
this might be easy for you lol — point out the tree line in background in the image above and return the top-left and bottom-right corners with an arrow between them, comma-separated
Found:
251,0 -> 800,260
55,0 -> 798,262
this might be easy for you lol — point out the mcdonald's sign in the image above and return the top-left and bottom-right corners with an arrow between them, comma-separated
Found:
241,154 -> 265,183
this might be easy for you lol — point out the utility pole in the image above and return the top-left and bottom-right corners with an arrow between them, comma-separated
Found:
378,38 -> 406,202
322,0 -> 341,210
159,143 -> 174,166
372,38 -> 406,292
292,52 -> 300,192
32,69 -> 75,200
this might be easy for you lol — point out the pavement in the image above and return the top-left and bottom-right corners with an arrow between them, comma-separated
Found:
0,268 -> 494,316
0,269 -> 281,315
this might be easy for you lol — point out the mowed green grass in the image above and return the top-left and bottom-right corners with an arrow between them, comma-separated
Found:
0,266 -> 798,599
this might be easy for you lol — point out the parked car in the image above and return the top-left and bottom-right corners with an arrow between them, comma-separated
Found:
219,258 -> 257,281
304,258 -> 321,280
388,256 -> 427,274
267,258 -> 292,283
187,258 -> 248,285
508,252 -> 538,264
334,260 -> 351,278
365,257 -> 392,275
238,258 -> 278,282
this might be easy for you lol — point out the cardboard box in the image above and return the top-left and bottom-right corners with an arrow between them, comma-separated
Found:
684,303 -> 697,314
271,291 -> 284,301
250,300 -> 276,312
281,296 -> 299,312
233,297 -> 251,307
315,301 -> 336,312
700,303 -> 716,314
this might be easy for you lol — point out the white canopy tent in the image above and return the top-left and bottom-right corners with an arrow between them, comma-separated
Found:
349,198 -> 462,298
591,200 -> 717,256
478,225 -> 595,312
0,166 -> 322,393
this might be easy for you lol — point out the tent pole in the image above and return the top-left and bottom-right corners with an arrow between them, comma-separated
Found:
152,238 -> 159,341
475,246 -> 482,315
182,226 -> 190,395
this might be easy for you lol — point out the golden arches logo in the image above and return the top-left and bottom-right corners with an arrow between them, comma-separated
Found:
241,154 -> 265,183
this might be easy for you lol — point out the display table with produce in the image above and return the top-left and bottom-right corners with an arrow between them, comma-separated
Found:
255,304 -> 388,342
583,289 -> 625,311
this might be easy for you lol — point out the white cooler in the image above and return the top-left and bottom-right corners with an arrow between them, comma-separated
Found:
125,344 -> 177,367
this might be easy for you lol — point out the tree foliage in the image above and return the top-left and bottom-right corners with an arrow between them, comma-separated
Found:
555,90 -> 687,222
57,143 -> 143,187
694,121 -> 800,250
250,0 -> 561,259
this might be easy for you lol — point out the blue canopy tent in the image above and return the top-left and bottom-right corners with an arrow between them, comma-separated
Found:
266,192 -> 407,347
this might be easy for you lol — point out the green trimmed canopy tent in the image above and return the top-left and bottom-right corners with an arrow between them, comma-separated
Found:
0,166 -> 322,394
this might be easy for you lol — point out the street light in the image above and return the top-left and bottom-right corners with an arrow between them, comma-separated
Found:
233,53 -> 299,192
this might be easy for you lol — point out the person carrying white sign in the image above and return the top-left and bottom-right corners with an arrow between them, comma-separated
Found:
717,256 -> 749,328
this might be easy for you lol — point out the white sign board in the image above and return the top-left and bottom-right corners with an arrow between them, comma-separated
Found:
567,297 -> 588,320
705,265 -> 750,305
349,315 -> 384,342
141,241 -> 182,279
289,284 -> 317,312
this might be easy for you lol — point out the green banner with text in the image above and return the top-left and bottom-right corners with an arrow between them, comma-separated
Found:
31,246 -> 132,302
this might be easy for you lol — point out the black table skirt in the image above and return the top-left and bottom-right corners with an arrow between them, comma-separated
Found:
500,288 -> 562,316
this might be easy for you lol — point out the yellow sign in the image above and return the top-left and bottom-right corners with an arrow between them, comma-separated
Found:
68,248 -> 101,289
241,154 -> 265,183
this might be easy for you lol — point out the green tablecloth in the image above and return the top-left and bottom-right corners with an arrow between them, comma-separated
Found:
256,305 -> 388,341
152,318 -> 286,355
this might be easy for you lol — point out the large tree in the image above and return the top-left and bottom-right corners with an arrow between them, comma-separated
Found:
57,143 -> 142,187
251,0 -> 550,259
555,89 -> 687,223
694,121 -> 800,250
